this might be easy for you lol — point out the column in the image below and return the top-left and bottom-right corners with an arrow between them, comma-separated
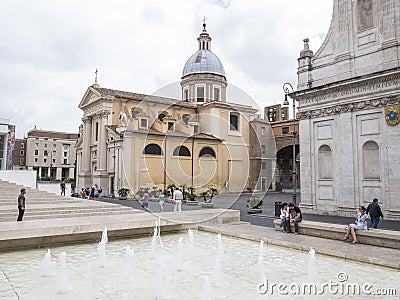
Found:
97,112 -> 108,172
82,117 -> 92,172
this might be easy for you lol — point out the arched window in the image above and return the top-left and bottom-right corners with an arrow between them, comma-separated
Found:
173,146 -> 191,157
362,141 -> 380,179
143,143 -> 162,155
318,145 -> 333,179
199,147 -> 216,158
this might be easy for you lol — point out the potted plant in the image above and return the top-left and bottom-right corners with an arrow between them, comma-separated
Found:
247,195 -> 263,214
118,188 -> 130,200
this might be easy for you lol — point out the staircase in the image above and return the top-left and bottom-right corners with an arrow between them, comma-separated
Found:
0,179 -> 141,222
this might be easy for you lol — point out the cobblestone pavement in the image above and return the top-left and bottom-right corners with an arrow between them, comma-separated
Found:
98,192 -> 400,231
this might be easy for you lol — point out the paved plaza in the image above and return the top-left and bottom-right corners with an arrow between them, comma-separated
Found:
98,192 -> 400,231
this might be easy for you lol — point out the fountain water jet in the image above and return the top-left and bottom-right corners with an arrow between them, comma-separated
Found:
200,275 -> 214,300
308,247 -> 317,284
176,237 -> 184,271
41,249 -> 54,276
57,252 -> 70,294
257,240 -> 264,267
125,245 -> 135,280
97,226 -> 108,267
216,233 -> 224,260
84,262 -> 93,299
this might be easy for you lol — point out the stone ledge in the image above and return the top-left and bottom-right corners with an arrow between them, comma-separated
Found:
0,209 -> 240,250
273,219 -> 400,249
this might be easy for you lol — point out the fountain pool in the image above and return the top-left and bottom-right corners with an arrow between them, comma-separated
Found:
0,230 -> 398,299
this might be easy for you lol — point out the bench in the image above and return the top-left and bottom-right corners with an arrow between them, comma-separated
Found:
273,219 -> 400,249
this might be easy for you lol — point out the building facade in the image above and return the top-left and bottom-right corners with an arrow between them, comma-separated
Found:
294,0 -> 400,220
12,139 -> 27,170
0,118 -> 10,170
26,129 -> 78,180
265,104 -> 300,191
76,23 -> 265,196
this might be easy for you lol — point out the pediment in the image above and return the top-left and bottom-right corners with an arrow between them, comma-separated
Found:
78,87 -> 102,109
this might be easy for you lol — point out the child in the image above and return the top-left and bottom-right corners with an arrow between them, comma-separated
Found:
279,202 -> 289,232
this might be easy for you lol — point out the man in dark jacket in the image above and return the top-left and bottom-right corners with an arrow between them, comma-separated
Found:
366,198 -> 384,228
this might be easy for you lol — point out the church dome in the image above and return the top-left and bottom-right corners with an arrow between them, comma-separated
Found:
182,49 -> 225,77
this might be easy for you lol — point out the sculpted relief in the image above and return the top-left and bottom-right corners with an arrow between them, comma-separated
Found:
357,0 -> 373,31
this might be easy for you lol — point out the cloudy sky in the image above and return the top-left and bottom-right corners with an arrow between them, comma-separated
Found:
1,0 -> 333,138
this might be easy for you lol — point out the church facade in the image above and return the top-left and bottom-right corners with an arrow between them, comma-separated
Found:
295,0 -> 400,220
76,23 -> 265,196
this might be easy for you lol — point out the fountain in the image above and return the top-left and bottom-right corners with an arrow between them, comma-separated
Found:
0,230 -> 396,299
188,228 -> 194,248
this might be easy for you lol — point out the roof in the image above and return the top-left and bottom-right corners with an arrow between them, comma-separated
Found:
182,49 -> 225,78
27,129 -> 78,140
91,87 -> 196,108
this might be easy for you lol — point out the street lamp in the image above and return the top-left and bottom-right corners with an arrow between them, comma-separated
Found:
282,82 -> 297,205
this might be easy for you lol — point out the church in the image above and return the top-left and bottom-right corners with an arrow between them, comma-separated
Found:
76,22 -> 267,196
295,0 -> 400,220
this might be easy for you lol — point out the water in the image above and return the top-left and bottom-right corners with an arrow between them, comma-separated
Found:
0,231 -> 398,299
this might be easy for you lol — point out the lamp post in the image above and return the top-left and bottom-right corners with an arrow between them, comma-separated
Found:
282,82 -> 297,205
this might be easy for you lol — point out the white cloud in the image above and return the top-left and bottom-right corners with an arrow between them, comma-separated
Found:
0,0 -> 333,137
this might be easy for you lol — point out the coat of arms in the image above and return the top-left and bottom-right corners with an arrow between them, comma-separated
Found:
385,105 -> 400,126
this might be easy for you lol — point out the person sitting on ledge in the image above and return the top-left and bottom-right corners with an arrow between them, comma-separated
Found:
343,206 -> 369,244
287,203 -> 302,235
279,202 -> 289,232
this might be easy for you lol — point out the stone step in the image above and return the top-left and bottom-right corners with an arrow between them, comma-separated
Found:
0,210 -> 139,222
0,207 -> 134,217
0,204 -> 132,212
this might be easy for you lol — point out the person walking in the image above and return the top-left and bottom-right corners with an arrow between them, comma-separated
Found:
17,188 -> 26,222
366,198 -> 384,229
60,180 -> 66,196
173,188 -> 183,212
142,192 -> 150,210
287,203 -> 302,234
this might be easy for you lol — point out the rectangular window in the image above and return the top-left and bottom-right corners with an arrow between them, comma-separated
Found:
261,145 -> 266,154
35,149 -> 38,156
213,87 -> 220,101
53,150 -> 56,156
34,158 -> 38,163
20,150 -> 24,156
44,158 -> 47,163
184,89 -> 189,101
140,119 -> 147,128
282,127 -> 289,134
262,162 -> 266,169
267,108 -> 277,122
230,114 -> 239,131
21,143 -> 24,149
44,143 -> 48,148
261,127 -> 265,136
35,143 -> 39,148
168,122 -> 174,131
53,158 -> 56,163
64,152 -> 68,157
44,150 -> 48,156
95,122 -> 99,142
53,144 -> 56,149
63,144 -> 69,151
197,87 -> 204,102
20,158 -> 24,165
194,125 -> 199,134
64,159 -> 68,165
